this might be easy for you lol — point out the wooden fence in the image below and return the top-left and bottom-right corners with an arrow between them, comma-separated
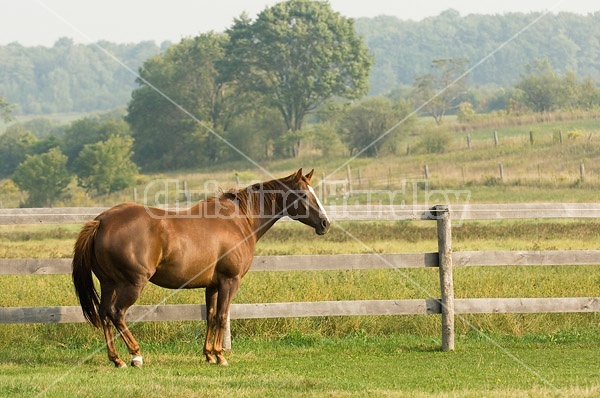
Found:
1,203 -> 600,351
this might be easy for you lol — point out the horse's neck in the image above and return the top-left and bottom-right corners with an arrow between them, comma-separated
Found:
249,190 -> 284,241
252,216 -> 280,241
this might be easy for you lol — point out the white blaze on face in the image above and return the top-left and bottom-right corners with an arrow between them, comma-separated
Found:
307,185 -> 329,222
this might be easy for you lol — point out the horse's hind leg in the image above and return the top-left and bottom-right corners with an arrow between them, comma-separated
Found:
213,276 -> 240,366
99,285 -> 127,368
107,284 -> 145,367
102,316 -> 126,368
203,286 -> 218,364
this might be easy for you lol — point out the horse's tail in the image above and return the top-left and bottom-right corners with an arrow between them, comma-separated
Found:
72,220 -> 102,328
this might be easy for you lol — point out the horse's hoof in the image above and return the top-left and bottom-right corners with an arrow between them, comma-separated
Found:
131,355 -> 143,368
114,361 -> 127,368
217,357 -> 229,366
205,355 -> 217,364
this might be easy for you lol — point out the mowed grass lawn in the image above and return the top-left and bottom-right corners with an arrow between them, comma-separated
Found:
1,330 -> 599,397
1,219 -> 599,396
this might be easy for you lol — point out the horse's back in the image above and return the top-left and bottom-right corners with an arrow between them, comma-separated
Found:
91,202 -> 255,289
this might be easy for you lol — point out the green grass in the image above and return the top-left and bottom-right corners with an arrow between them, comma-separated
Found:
1,220 -> 598,338
0,331 -> 599,397
1,192 -> 600,395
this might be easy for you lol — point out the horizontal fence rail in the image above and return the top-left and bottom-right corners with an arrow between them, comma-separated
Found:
3,203 -> 600,224
3,298 -> 599,325
1,204 -> 599,351
3,250 -> 600,275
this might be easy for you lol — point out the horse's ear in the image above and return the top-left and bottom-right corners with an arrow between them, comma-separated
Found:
305,169 -> 314,181
294,168 -> 303,180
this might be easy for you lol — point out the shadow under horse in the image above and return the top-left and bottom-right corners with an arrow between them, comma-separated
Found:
72,169 -> 330,367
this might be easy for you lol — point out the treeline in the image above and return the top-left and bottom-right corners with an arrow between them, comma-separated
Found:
356,9 -> 600,94
0,38 -> 169,114
2,9 -> 600,114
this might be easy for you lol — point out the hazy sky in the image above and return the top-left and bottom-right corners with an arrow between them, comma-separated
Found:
1,0 -> 598,46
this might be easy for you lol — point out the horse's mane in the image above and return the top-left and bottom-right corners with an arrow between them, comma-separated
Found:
219,176 -> 293,219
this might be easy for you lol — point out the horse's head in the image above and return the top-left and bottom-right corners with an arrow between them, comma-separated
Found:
282,168 -> 330,235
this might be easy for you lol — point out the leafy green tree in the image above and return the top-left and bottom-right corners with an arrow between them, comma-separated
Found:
223,0 -> 373,156
516,59 -> 600,112
127,33 -> 235,170
456,101 -> 476,122
12,147 -> 71,207
226,106 -> 287,161
575,76 -> 600,109
340,97 -> 415,157
516,59 -> 564,112
0,96 -> 15,121
74,135 -> 139,195
62,117 -> 130,168
412,58 -> 469,125
0,125 -> 38,177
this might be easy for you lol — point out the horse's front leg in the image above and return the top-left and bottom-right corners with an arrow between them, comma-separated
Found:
213,276 -> 240,366
203,286 -> 218,364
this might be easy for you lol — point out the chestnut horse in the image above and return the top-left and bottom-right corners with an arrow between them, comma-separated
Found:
72,169 -> 329,367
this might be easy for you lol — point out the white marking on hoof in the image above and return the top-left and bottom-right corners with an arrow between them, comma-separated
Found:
131,355 -> 143,367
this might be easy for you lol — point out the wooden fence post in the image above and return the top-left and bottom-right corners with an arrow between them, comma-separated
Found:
466,133 -> 471,149
423,165 -> 429,180
498,163 -> 504,181
346,165 -> 353,196
435,205 -> 455,351
494,130 -> 499,147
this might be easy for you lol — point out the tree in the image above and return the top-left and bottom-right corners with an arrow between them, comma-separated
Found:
62,116 -> 130,169
223,0 -> 373,156
516,58 -> 564,112
0,96 -> 15,121
575,76 -> 600,110
340,97 -> 415,157
12,147 -> 71,207
412,58 -> 469,125
0,125 -> 38,177
74,135 -> 139,195
127,33 -> 235,170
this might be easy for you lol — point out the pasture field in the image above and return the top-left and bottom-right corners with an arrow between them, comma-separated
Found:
1,219 -> 599,396
1,330 -> 599,397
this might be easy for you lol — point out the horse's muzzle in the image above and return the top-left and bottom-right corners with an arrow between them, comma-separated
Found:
316,218 -> 330,235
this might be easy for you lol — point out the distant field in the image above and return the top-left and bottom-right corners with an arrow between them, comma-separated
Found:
2,114 -> 600,208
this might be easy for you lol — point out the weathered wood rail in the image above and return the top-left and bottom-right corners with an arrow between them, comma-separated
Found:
1,203 -> 599,351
